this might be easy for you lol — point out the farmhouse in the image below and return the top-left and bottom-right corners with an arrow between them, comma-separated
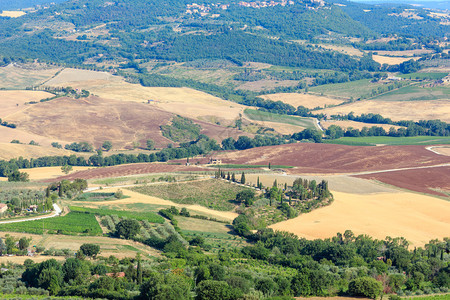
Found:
0,203 -> 7,213
209,158 -> 222,165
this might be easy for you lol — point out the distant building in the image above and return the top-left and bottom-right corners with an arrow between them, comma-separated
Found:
209,158 -> 222,165
0,204 -> 8,214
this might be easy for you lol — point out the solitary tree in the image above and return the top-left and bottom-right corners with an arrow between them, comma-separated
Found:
102,141 -> 113,151
116,219 -> 140,239
80,243 -> 100,259
240,172 -> 246,184
61,165 -> 72,174
146,139 -> 155,150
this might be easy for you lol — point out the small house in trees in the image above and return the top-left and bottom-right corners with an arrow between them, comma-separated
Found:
0,204 -> 7,214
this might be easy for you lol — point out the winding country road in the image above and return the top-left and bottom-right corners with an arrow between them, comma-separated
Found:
0,204 -> 62,224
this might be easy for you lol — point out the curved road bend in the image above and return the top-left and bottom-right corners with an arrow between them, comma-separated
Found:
0,204 -> 62,224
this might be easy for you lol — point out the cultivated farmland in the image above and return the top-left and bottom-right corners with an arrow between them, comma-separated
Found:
0,64 -> 60,89
270,190 -> 450,247
320,99 -> 450,123
204,143 -> 450,174
260,92 -> 344,109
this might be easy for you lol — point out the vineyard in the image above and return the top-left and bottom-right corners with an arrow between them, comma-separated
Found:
70,206 -> 165,223
0,212 -> 102,235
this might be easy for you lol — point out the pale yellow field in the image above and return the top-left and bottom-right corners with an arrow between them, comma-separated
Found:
0,11 -> 26,18
0,90 -> 54,118
0,64 -> 61,89
46,68 -> 248,123
318,44 -> 364,57
321,120 -> 403,131
375,49 -> 434,57
372,55 -> 416,65
245,174 -> 399,194
260,93 -> 344,109
0,232 -> 160,260
20,166 -> 95,181
430,146 -> 450,156
246,120 -> 305,135
270,191 -> 450,247
320,100 -> 450,123
0,143 -> 73,160
77,187 -> 239,221
0,126 -> 71,147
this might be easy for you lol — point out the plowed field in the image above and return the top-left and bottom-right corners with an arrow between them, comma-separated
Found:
356,166 -> 450,197
47,163 -> 209,182
204,143 -> 450,174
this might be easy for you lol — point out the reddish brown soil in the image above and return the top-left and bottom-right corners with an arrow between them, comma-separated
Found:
356,166 -> 450,197
203,143 -> 450,174
45,163 -> 209,182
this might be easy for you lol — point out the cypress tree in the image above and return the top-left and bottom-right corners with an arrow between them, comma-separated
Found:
231,173 -> 236,182
240,172 -> 245,184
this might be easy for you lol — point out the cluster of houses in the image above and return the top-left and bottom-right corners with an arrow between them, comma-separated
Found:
185,0 -> 325,15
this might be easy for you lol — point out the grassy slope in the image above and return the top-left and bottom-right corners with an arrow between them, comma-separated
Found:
131,179 -> 250,211
244,109 -> 318,130
324,136 -> 450,146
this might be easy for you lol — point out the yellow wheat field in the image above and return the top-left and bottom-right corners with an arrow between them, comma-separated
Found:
20,166 -> 96,181
45,68 -> 248,123
270,191 -> 450,247
260,93 -> 344,109
320,100 -> 450,123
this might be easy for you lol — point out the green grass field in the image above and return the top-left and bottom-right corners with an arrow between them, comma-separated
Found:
398,72 -> 448,80
372,84 -> 450,101
70,206 -> 165,223
402,295 -> 450,300
244,108 -> 318,130
324,136 -> 450,146
131,179 -> 250,211
0,212 -> 102,235
309,79 -> 386,99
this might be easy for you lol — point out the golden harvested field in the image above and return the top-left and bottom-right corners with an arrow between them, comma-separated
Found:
372,55 -> 416,65
7,95 -> 174,149
46,68 -> 248,125
0,64 -> 61,89
321,120 -> 403,131
6,95 -> 248,149
320,100 -> 450,123
430,146 -> 450,156
20,166 -> 96,181
260,93 -> 344,109
246,120 -> 305,135
245,173 -> 399,194
0,90 -> 53,118
318,44 -> 364,57
270,191 -> 450,247
78,187 -> 238,221
0,126 -> 71,147
0,143 -> 73,160
0,11 -> 26,18
375,49 -> 434,57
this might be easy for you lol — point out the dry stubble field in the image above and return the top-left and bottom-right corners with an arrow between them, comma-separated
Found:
321,120 -> 403,131
260,92 -> 344,109
320,99 -> 450,123
0,142 -> 73,160
45,68 -> 248,126
270,190 -> 450,247
0,64 -> 60,89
